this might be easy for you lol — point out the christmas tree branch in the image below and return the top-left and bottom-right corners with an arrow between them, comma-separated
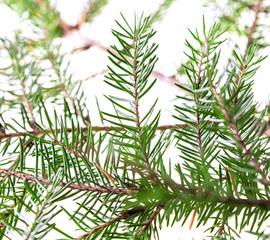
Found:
210,82 -> 270,187
0,169 -> 134,195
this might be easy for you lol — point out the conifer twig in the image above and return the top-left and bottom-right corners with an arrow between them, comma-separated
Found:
218,222 -> 225,236
133,33 -> 150,170
73,212 -> 132,240
70,36 -> 187,94
210,83 -> 270,187
136,206 -> 162,236
195,45 -> 204,157
0,169 -> 135,195
232,64 -> 247,106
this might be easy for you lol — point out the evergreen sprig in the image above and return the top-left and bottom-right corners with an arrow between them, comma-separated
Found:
0,1 -> 270,239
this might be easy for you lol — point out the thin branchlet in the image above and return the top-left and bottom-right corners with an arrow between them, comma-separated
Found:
0,169 -> 135,195
210,83 -> 270,187
136,206 -> 162,236
0,124 -> 182,141
73,35 -> 187,94
133,33 -> 150,170
195,44 -> 205,158
73,211 -> 134,240
20,81 -> 36,123
232,64 -> 247,106
24,197 -> 49,240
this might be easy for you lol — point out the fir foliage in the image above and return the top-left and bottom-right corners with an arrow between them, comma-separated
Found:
0,0 -> 270,239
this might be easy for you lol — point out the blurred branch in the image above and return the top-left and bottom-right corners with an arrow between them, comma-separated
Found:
86,0 -> 109,24
244,0 -> 263,58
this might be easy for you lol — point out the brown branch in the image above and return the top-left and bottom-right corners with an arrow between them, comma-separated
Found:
0,169 -> 135,195
74,212 -> 132,240
82,68 -> 108,82
218,222 -> 225,236
43,12 -> 80,116
136,206 -> 162,237
217,196 -> 270,209
70,38 -> 107,54
3,120 -> 270,141
51,138 -> 75,155
168,180 -> 270,208
244,0 -> 263,58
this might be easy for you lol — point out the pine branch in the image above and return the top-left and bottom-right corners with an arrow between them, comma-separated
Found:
24,197 -> 49,240
136,206 -> 162,237
232,63 -> 247,105
6,38 -> 37,123
210,82 -> 270,187
149,179 -> 270,208
198,194 -> 270,209
133,33 -> 150,170
1,4 -> 270,238
70,36 -> 187,94
0,169 -> 135,195
73,211 -> 136,240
